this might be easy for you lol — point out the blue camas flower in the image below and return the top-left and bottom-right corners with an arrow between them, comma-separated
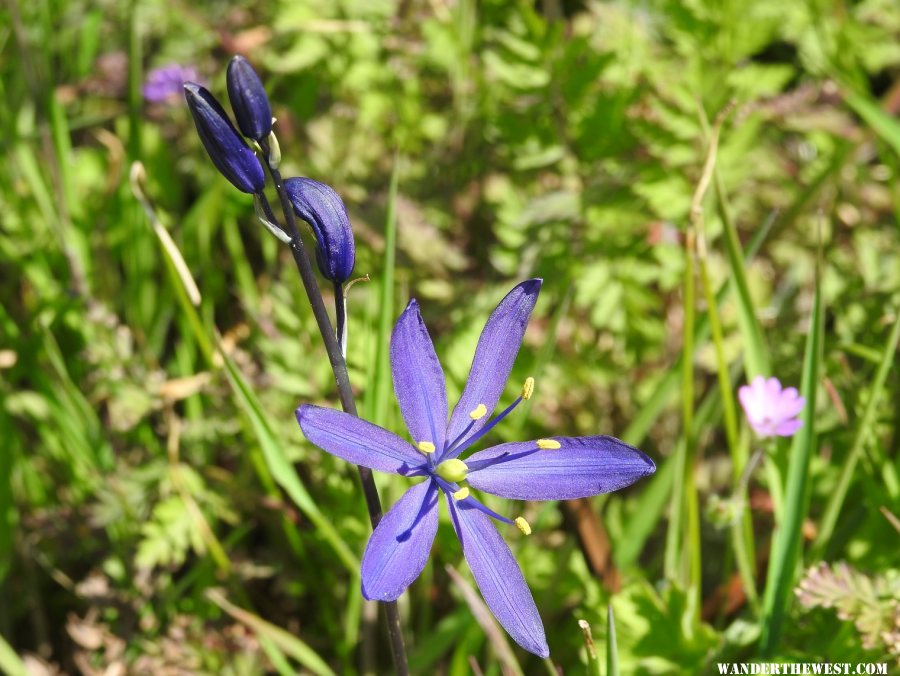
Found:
226,55 -> 273,141
284,177 -> 355,284
183,83 -> 265,194
296,280 -> 655,657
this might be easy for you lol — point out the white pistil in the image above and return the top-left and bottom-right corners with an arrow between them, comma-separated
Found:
436,458 -> 469,483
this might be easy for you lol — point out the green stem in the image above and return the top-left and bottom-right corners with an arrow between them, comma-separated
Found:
334,281 -> 347,357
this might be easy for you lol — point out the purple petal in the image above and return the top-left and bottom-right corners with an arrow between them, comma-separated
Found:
774,418 -> 803,437
362,481 -> 439,601
183,83 -> 265,194
737,384 -> 758,418
391,300 -> 448,450
284,177 -> 355,283
447,280 -> 542,445
446,495 -> 548,657
296,404 -> 424,475
778,388 -> 805,419
466,436 -> 655,500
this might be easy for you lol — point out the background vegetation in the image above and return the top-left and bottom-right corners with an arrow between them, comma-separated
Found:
2,0 -> 899,673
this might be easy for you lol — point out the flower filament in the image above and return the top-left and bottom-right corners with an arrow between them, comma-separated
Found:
442,378 -> 536,460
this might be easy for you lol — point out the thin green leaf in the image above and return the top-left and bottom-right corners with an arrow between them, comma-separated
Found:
844,90 -> 900,158
713,171 -> 770,380
606,604 -> 619,676
0,634 -> 26,676
759,265 -> 823,656
366,156 -> 400,427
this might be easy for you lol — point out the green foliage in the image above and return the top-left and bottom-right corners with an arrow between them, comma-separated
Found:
2,0 -> 899,672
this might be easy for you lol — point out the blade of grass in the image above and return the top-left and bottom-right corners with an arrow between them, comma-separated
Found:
0,633 -> 26,676
712,170 -> 770,381
258,637 -> 298,676
606,604 -> 619,676
813,308 -> 900,555
365,156 -> 400,428
844,90 -> 900,158
206,588 -> 337,676
759,257 -> 823,657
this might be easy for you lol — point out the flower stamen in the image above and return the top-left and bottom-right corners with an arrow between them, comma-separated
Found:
469,403 -> 488,420
417,441 -> 436,454
536,438 -> 561,450
522,377 -> 535,400
515,517 -> 532,535
453,487 -> 470,501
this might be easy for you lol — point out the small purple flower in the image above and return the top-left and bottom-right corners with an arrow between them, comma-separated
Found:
283,177 -> 355,284
143,64 -> 201,103
738,375 -> 805,438
296,280 -> 655,657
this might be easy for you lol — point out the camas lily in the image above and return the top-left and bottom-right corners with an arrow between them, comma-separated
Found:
296,280 -> 655,657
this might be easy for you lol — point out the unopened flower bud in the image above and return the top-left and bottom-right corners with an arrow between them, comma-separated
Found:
283,177 -> 355,284
183,83 -> 265,194
226,55 -> 273,142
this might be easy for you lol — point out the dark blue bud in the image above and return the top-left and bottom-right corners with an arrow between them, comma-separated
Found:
284,177 -> 355,284
183,83 -> 265,194
226,55 -> 272,141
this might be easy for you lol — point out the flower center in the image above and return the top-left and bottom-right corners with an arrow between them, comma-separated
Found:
435,458 -> 469,483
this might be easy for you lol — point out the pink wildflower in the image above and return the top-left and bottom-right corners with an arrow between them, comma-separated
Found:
738,375 -> 805,438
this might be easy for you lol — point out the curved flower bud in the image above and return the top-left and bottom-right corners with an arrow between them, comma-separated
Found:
183,83 -> 265,194
226,55 -> 273,141
284,177 -> 355,283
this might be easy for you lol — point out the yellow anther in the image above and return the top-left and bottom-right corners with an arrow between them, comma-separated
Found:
436,458 -> 469,483
417,441 -> 436,454
469,403 -> 488,420
522,377 -> 535,400
537,438 -> 561,450
453,487 -> 470,501
515,517 -> 532,535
